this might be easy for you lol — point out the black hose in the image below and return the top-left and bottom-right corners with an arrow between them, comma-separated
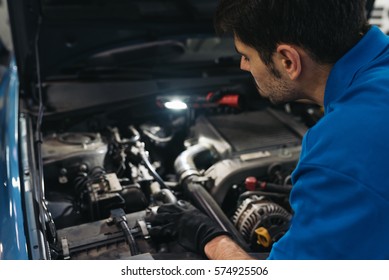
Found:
184,179 -> 250,251
110,208 -> 139,256
259,182 -> 292,194
174,143 -> 250,250
119,220 -> 139,255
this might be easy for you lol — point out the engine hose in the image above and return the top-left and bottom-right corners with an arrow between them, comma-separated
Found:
119,220 -> 139,256
110,208 -> 139,256
183,178 -> 250,251
259,182 -> 292,194
174,143 -> 215,182
174,143 -> 249,251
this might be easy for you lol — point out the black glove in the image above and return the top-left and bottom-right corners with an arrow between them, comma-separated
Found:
149,201 -> 230,256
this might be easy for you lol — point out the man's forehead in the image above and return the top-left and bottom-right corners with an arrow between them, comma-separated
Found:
234,37 -> 255,56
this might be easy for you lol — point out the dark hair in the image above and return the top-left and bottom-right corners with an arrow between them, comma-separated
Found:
215,0 -> 370,65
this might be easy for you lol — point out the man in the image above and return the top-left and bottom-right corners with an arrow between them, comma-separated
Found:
151,0 -> 389,259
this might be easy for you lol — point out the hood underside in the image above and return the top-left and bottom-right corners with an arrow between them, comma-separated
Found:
8,0 -> 220,90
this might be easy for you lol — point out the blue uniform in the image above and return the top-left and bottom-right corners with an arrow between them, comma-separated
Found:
269,26 -> 389,259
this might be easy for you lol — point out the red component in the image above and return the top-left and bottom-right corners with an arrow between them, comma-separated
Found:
218,95 -> 240,108
206,92 -> 240,109
245,177 -> 258,191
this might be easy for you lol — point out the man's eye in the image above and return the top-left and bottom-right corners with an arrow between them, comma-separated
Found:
243,56 -> 250,62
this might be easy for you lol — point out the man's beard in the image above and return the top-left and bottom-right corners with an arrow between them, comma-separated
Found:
253,72 -> 306,105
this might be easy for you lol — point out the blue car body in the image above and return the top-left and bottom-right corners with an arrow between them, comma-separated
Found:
0,59 -> 28,259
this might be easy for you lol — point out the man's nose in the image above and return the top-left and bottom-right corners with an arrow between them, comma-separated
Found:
240,57 -> 250,71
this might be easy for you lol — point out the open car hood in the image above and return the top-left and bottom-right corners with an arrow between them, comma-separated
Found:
7,0 -> 220,91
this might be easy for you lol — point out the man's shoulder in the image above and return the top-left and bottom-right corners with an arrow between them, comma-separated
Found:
301,97 -> 388,158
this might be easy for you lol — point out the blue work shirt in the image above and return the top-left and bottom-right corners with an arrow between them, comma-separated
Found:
269,26 -> 389,259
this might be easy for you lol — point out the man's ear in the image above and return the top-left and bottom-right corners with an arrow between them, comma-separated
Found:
276,44 -> 302,81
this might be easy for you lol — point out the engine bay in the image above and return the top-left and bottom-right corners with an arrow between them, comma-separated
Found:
35,91 -> 312,260
4,0 -> 382,263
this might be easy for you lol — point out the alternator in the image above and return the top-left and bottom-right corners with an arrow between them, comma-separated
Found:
232,195 -> 291,249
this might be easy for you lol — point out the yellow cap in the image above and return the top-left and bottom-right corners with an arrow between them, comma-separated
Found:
255,227 -> 272,248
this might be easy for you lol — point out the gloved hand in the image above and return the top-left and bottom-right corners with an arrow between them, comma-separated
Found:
149,200 -> 230,256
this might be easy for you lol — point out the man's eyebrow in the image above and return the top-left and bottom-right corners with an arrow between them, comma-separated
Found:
234,46 -> 247,57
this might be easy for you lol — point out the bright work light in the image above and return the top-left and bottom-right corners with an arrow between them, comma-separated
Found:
164,100 -> 188,110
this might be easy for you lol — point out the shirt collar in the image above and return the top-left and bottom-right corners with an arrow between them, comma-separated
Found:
324,26 -> 389,112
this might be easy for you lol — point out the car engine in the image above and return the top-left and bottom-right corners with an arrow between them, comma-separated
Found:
39,94 -> 310,260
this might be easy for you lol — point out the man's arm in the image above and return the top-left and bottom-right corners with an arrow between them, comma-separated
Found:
204,235 -> 255,260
